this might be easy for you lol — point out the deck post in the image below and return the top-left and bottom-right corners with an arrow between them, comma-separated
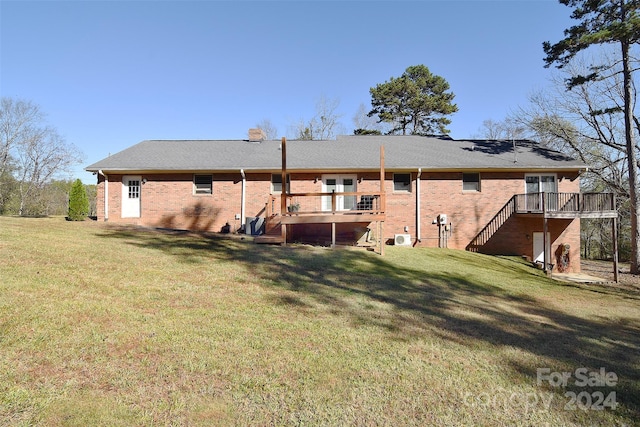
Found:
379,145 -> 385,256
542,192 -> 551,276
331,222 -> 336,247
612,194 -> 619,282
281,137 -> 287,246
612,216 -> 619,282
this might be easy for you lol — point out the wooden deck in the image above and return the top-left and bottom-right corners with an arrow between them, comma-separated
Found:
265,192 -> 385,224
514,192 -> 617,219
468,191 -> 618,280
256,192 -> 386,248
281,212 -> 386,224
253,234 -> 285,244
468,192 -> 617,253
259,138 -> 388,253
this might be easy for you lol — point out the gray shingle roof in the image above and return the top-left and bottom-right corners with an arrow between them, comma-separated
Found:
85,135 -> 586,173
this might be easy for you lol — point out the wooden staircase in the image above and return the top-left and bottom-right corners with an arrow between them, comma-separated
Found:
466,196 -> 516,252
254,214 -> 284,244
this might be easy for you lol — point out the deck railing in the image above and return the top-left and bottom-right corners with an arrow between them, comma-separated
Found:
266,191 -> 385,218
467,192 -> 616,252
515,192 -> 616,215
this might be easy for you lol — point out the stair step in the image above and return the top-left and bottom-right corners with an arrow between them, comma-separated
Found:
254,234 -> 284,244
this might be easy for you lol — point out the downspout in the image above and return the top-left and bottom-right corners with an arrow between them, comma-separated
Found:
240,169 -> 246,232
416,168 -> 422,243
98,170 -> 108,221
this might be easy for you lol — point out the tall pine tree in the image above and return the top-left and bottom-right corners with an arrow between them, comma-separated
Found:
544,0 -> 640,273
368,65 -> 457,136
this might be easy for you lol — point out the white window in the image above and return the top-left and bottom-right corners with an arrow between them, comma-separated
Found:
525,174 -> 556,194
393,173 -> 411,192
127,180 -> 140,199
463,173 -> 480,192
194,174 -> 212,195
271,174 -> 290,193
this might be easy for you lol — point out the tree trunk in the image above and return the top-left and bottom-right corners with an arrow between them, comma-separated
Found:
18,185 -> 25,216
621,39 -> 640,273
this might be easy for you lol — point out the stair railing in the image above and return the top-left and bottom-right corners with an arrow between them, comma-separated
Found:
466,196 -> 516,252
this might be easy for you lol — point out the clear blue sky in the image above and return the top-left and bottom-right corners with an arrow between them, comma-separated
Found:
1,0 -> 574,183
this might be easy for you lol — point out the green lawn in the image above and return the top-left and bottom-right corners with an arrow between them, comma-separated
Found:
0,217 -> 638,426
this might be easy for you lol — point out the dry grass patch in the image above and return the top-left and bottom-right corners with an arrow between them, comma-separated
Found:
0,217 -> 638,426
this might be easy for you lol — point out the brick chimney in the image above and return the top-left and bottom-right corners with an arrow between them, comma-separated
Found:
248,128 -> 266,142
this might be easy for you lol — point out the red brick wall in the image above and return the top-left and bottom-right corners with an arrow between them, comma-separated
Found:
411,171 -> 581,272
97,172 -> 261,233
94,170 -> 582,272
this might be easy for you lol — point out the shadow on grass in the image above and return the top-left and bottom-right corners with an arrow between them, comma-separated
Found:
98,226 -> 640,423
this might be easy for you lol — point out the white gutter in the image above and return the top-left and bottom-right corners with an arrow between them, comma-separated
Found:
98,170 -> 108,221
240,169 -> 246,232
416,168 -> 422,242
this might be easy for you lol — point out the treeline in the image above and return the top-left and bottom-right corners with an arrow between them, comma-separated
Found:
0,177 -> 96,218
1,97 -> 86,218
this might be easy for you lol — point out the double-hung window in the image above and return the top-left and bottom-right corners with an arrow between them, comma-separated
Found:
463,173 -> 480,192
393,173 -> 411,192
194,174 -> 213,195
271,174 -> 290,193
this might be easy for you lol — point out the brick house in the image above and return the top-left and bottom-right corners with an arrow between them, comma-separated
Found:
85,133 -> 617,273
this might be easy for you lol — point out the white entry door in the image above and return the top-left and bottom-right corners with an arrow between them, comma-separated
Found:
122,175 -> 141,218
533,232 -> 550,264
322,175 -> 357,211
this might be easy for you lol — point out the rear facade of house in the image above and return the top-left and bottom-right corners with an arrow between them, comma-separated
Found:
86,134 -> 617,273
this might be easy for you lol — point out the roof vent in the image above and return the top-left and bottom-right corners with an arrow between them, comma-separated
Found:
248,128 -> 266,142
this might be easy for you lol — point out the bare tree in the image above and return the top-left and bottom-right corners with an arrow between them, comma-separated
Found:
0,98 -> 41,211
0,97 -> 83,216
352,102 -> 388,135
289,95 -> 345,140
518,57 -> 632,197
289,117 -> 313,140
313,95 -> 344,140
474,118 -> 527,140
504,56 -> 636,261
255,119 -> 279,140
475,119 -> 505,140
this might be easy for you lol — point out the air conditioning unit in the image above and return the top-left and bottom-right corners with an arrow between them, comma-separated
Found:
394,234 -> 412,246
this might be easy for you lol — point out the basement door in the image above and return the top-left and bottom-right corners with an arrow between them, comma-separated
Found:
122,175 -> 141,218
322,175 -> 357,211
533,232 -> 551,265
